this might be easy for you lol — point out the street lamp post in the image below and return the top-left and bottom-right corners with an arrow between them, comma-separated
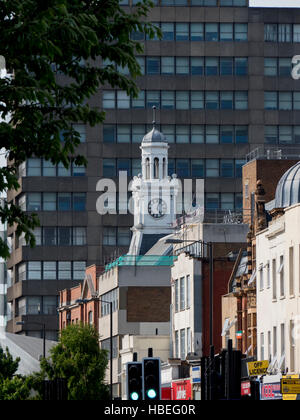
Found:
16,321 -> 46,359
165,238 -> 214,348
76,297 -> 113,400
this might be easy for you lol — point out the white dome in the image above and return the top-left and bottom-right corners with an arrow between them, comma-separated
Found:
275,161 -> 300,208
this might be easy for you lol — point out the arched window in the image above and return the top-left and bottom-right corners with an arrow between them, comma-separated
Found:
154,158 -> 159,179
145,158 -> 150,179
88,310 -> 93,325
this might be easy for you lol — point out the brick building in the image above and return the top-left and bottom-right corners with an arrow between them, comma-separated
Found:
58,265 -> 103,331
222,149 -> 300,357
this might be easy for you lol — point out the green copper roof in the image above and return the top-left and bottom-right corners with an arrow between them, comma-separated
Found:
105,254 -> 177,271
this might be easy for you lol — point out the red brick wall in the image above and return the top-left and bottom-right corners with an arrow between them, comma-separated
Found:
202,259 -> 235,356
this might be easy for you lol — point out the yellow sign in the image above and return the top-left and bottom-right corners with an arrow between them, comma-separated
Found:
247,360 -> 269,377
281,379 -> 300,395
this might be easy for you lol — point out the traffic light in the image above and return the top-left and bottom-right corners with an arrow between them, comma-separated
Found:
142,357 -> 161,400
126,362 -> 143,401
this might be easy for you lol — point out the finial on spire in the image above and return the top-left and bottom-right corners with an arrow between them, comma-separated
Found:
152,105 -> 156,128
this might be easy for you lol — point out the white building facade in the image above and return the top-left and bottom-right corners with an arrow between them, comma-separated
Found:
256,162 -> 300,375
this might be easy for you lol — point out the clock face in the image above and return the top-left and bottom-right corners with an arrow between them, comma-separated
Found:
148,198 -> 167,219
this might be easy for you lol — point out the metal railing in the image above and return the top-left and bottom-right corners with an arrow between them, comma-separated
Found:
246,146 -> 300,163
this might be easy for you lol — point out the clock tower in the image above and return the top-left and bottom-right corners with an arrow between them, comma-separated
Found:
128,118 -> 179,255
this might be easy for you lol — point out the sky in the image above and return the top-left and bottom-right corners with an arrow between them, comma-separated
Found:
250,0 -> 300,7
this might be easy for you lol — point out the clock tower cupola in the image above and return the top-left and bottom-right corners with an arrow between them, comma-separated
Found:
128,109 -> 179,255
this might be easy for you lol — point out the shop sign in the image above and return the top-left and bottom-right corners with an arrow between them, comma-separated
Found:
281,378 -> 300,395
172,380 -> 192,400
247,360 -> 269,376
241,381 -> 251,397
192,366 -> 201,383
260,383 -> 282,400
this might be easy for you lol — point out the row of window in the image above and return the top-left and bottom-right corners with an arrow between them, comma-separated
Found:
105,56 -> 248,76
20,159 -> 85,177
101,336 -> 119,360
103,158 -> 246,178
104,124 -> 248,144
121,0 -> 247,6
17,261 -> 86,282
174,328 -> 192,360
18,227 -> 87,247
265,126 -> 300,145
264,58 -> 294,77
17,261 -> 86,281
132,22 -> 248,42
17,296 -> 58,316
174,275 -> 191,312
19,193 -> 86,212
264,91 -> 300,111
102,90 -> 248,110
264,24 -> 300,43
260,324 -> 289,372
260,248 -> 298,300
100,289 -> 119,317
103,227 -> 131,247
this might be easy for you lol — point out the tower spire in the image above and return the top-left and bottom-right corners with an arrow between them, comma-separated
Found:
152,105 -> 156,129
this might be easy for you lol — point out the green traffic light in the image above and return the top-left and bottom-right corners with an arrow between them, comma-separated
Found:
130,391 -> 139,400
147,389 -> 157,399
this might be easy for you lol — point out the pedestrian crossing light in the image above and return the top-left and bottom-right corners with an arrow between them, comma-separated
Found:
126,362 -> 143,401
142,357 -> 161,400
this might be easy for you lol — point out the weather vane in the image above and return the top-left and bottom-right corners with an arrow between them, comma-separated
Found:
152,105 -> 156,129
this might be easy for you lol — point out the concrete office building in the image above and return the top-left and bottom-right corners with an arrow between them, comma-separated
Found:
6,1 -> 300,338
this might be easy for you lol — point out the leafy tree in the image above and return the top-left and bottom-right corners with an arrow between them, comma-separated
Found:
0,345 -> 31,400
0,0 -> 158,258
31,323 -> 109,400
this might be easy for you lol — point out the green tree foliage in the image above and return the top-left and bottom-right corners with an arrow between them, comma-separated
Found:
0,345 -> 31,400
31,323 -> 109,400
0,0 -> 158,258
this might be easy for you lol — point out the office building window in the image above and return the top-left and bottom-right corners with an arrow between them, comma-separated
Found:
206,193 -> 219,210
206,57 -> 218,75
176,91 -> 189,109
43,296 -> 57,315
206,159 -> 219,177
43,262 -> 56,280
190,23 -> 204,41
206,126 -> 219,144
221,159 -> 234,178
264,58 -> 277,76
191,125 -> 204,143
73,261 -> 86,280
27,193 -> 42,211
161,57 -> 174,75
264,92 -> 277,110
180,329 -> 186,359
205,23 -> 218,41
279,92 -> 292,110
102,91 -> 115,108
176,23 -> 189,41
191,159 -> 204,177
28,261 -> 42,280
161,91 -> 175,109
161,23 -> 174,40
264,24 -> 278,42
146,57 -> 160,75
27,159 -> 41,176
220,23 -> 233,41
278,24 -> 292,42
176,57 -> 189,75
220,57 -> 233,75
103,227 -> 117,246
58,193 -> 71,211
221,193 -> 234,210
221,91 -> 233,109
44,227 -> 57,246
176,159 -> 190,178
117,90 -> 130,109
191,57 -> 203,75
206,91 -> 219,110
103,126 -> 116,144
265,126 -> 278,144
176,125 -> 189,143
